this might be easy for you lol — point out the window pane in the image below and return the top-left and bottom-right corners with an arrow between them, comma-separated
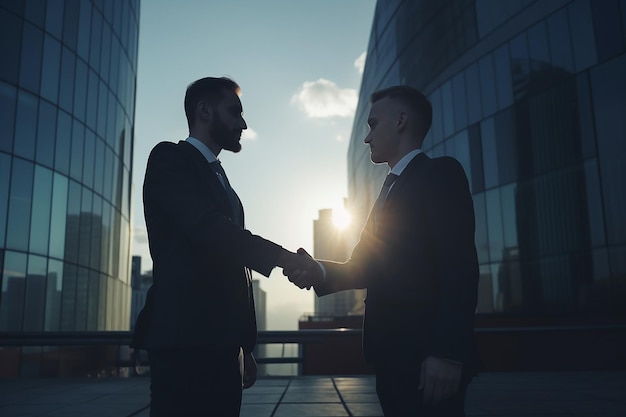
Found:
528,21 -> 550,66
24,0 -> 46,26
86,69 -> 98,131
74,266 -> 88,330
479,54 -> 497,117
19,22 -> 43,94
0,153 -> 10,245
591,0 -> 625,62
591,54 -> 626,244
77,0 -> 91,60
468,123 -> 484,193
0,251 -> 28,331
36,100 -> 56,168
89,9 -> 102,71
45,259 -> 63,331
58,46 -> 76,113
40,34 -> 61,103
73,58 -> 87,122
49,173 -> 68,259
65,180 -> 82,264
83,129 -> 95,189
494,44 -> 513,110
465,63 -> 482,124
510,33 -> 530,100
60,263 -> 76,331
0,81 -> 17,153
441,81 -> 454,138
45,0 -> 63,39
23,255 -> 47,331
86,270 -> 99,330
486,188 -> 504,262
63,0 -> 80,50
94,138 -> 105,195
78,189 -> 93,266
29,166 -> 53,255
547,9 -> 574,73
452,71 -> 468,130
474,192 -> 489,264
91,195 -> 103,270
13,90 -> 38,160
70,120 -> 84,181
431,87 -> 444,144
584,159 -> 606,247
481,117 -> 498,189
569,0 -> 597,72
494,108 -> 518,185
55,110 -> 71,175
500,183 -> 519,249
0,8 -> 22,84
6,158 -> 34,251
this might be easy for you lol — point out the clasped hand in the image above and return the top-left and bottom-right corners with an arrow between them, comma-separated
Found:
278,248 -> 322,290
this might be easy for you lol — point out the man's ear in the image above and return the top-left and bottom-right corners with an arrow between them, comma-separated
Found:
197,100 -> 213,123
396,111 -> 408,131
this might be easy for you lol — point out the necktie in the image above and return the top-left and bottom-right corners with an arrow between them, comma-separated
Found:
210,160 -> 242,226
374,173 -> 398,227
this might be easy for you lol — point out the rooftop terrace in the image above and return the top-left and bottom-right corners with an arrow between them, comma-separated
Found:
2,371 -> 626,416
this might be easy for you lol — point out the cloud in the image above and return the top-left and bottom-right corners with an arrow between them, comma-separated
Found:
354,52 -> 366,74
242,127 -> 257,141
291,79 -> 357,118
133,227 -> 148,244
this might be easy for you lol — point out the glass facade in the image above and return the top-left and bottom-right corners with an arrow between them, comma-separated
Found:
349,0 -> 626,318
0,0 -> 139,341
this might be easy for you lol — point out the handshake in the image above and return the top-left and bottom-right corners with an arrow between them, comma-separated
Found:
277,248 -> 324,290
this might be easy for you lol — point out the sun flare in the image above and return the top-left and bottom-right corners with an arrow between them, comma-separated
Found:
332,206 -> 352,230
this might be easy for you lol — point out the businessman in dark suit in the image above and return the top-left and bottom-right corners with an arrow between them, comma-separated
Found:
288,86 -> 480,416
133,77 -> 307,417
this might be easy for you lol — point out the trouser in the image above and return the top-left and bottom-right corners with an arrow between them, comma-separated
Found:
148,347 -> 242,417
375,369 -> 470,417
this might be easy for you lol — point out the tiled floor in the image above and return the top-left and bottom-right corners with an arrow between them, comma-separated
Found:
1,372 -> 625,416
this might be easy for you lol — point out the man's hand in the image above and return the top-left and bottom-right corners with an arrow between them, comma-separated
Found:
242,352 -> 257,389
279,248 -> 323,290
418,356 -> 462,406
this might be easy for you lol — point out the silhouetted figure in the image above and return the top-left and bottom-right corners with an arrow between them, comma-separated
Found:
288,86 -> 480,416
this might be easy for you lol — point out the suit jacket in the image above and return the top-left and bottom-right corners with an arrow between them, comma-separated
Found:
133,140 -> 283,352
316,153 -> 479,373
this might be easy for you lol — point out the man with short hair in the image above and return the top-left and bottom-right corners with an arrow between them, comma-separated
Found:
133,77 -> 306,416
288,85 -> 480,416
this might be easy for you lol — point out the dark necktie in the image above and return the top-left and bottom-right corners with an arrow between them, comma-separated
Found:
374,173 -> 398,227
210,160 -> 242,226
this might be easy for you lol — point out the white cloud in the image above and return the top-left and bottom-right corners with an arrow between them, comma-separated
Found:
242,127 -> 257,140
133,227 -> 148,244
291,79 -> 357,118
354,52 -> 366,74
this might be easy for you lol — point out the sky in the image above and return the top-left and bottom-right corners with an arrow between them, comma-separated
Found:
132,0 -> 377,330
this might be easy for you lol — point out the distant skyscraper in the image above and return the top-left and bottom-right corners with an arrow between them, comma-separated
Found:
313,208 -> 364,316
0,1 -> 140,375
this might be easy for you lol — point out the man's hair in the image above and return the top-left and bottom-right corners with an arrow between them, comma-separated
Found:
370,85 -> 432,142
184,77 -> 240,129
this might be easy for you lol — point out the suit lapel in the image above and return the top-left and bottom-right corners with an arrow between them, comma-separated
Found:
384,152 -> 429,204
178,140 -> 233,216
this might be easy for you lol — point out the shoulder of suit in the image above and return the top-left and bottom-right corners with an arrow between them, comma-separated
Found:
429,155 -> 464,172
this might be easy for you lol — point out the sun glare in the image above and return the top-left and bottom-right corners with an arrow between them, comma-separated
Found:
332,206 -> 352,230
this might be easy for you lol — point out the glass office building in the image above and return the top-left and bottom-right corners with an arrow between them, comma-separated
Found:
0,0 -> 139,343
349,0 -> 626,319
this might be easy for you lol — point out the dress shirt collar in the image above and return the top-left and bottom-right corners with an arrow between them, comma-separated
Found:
389,148 -> 423,176
186,136 -> 219,165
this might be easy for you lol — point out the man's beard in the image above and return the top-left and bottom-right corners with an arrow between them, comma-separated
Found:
211,114 -> 242,153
